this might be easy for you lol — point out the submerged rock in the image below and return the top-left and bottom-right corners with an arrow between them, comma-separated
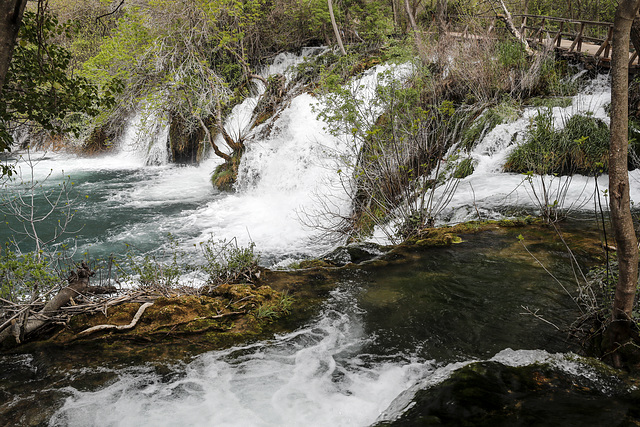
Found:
379,360 -> 640,426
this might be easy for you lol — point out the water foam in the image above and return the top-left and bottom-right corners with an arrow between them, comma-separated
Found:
439,73 -> 619,224
50,288 -> 433,427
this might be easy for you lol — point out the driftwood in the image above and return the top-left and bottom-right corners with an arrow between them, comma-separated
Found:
76,302 -> 154,337
0,262 -> 95,344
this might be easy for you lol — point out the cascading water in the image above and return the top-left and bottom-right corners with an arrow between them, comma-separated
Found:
115,109 -> 171,167
441,73 -> 640,224
3,55 -> 640,426
49,287 -> 433,427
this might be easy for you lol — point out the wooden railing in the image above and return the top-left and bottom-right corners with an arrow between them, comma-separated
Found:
449,14 -> 638,69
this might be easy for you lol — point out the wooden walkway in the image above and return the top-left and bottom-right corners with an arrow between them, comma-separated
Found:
453,14 -> 639,72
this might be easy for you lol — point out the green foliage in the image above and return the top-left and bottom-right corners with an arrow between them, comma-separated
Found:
80,10 -> 154,85
453,158 -> 475,179
199,238 -> 260,286
0,9 -> 119,159
317,63 -> 477,241
253,291 -> 294,321
120,236 -> 185,289
538,58 -> 580,97
504,110 -> 618,176
527,0 -> 615,23
118,235 -> 259,289
496,41 -> 528,70
0,246 -> 59,303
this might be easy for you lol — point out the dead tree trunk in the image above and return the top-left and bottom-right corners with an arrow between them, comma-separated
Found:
494,0 -> 534,56
0,262 -> 95,344
606,0 -> 640,368
328,0 -> 346,55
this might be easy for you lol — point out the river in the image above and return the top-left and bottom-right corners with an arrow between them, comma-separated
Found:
1,54 -> 639,425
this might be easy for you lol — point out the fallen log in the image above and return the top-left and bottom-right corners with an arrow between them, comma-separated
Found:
0,261 -> 94,344
492,0 -> 535,56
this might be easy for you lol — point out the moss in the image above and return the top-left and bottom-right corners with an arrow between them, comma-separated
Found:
298,259 -> 334,269
211,152 -> 242,191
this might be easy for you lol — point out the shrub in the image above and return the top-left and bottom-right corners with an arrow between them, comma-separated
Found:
199,238 -> 260,286
0,246 -> 60,303
504,110 -> 622,176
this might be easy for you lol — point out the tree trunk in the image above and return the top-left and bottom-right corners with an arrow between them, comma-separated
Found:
495,0 -> 534,56
390,0 -> 398,31
328,0 -> 346,55
404,0 -> 424,48
607,0 -> 640,368
0,0 -> 28,92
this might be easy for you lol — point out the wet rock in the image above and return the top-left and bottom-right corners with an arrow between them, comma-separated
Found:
379,361 -> 640,426
320,242 -> 387,266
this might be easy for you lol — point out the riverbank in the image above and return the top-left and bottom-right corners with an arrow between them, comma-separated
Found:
5,218 -> 640,426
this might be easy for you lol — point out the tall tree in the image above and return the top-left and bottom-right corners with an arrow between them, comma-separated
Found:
607,0 -> 640,367
0,0 -> 28,93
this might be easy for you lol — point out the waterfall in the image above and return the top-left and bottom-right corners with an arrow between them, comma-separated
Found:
436,73 -> 636,225
3,58 -> 630,262
115,110 -> 170,167
3,64 -> 635,427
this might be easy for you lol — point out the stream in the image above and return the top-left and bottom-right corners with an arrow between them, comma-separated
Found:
2,53 -> 640,425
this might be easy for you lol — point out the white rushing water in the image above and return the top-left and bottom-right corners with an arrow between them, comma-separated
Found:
4,57 -> 632,426
48,283 -> 616,427
441,73 -> 640,224
5,57 -> 629,260
49,288 -> 433,427
2,51 -> 412,263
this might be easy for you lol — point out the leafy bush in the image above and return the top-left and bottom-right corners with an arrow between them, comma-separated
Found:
1,9 -> 119,156
199,238 -> 260,286
118,235 -> 260,290
504,110 -> 626,176
0,246 -> 60,303
120,237 -> 186,290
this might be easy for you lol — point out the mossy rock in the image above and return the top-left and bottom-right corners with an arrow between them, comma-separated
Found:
32,284 -> 299,363
380,361 -> 638,426
211,153 -> 242,191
